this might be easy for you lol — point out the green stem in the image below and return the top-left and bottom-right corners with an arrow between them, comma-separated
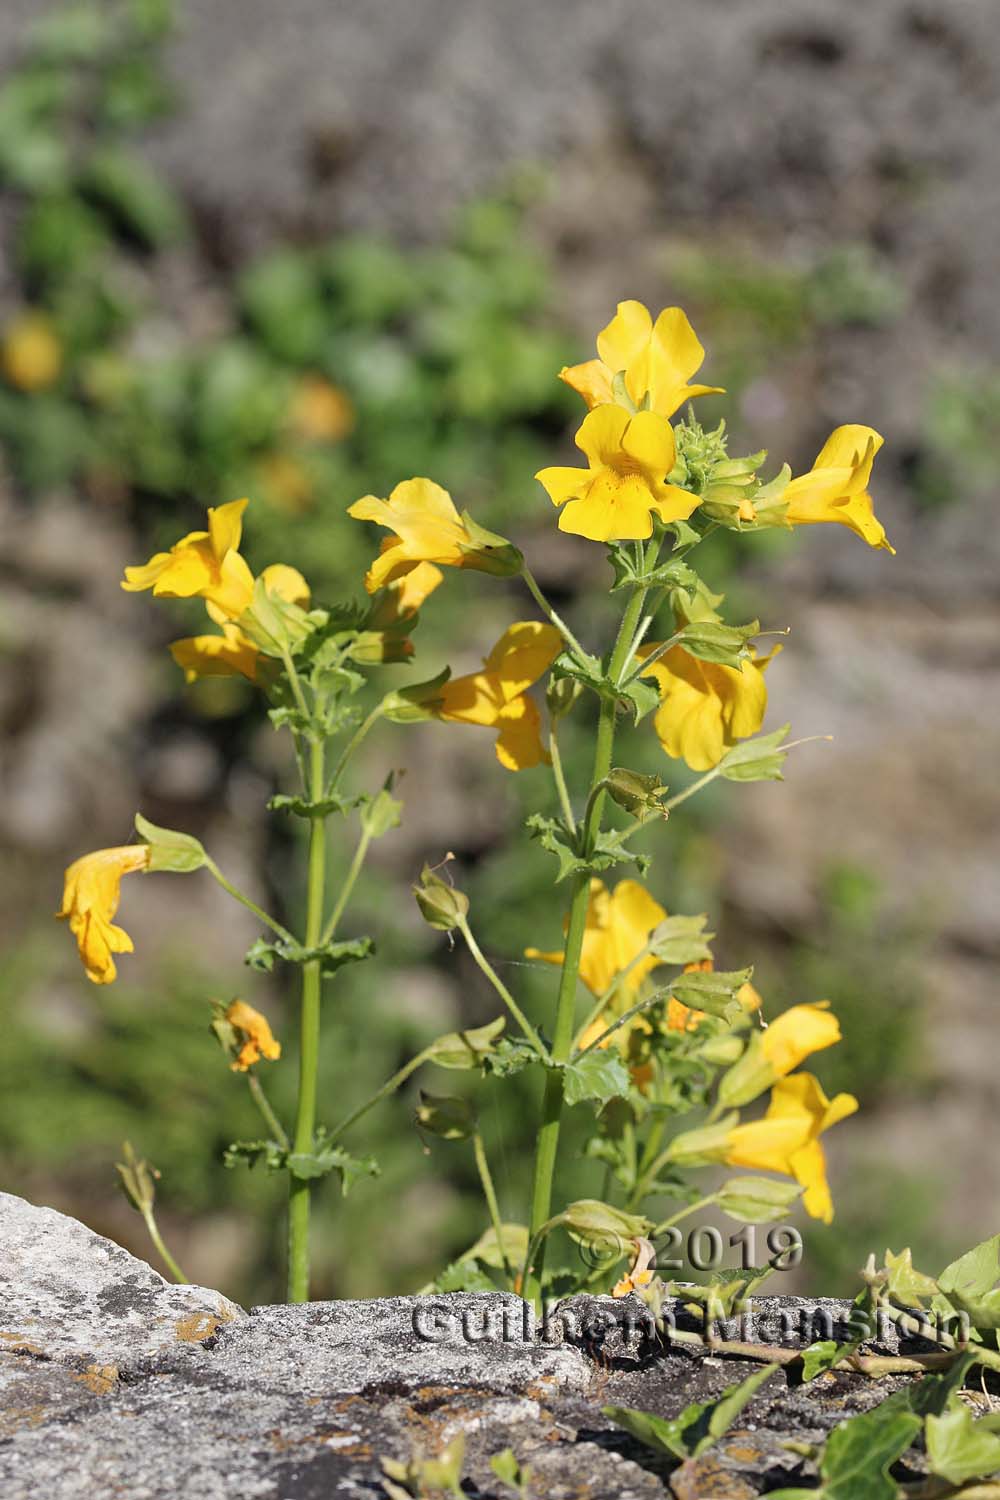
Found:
141,1207 -> 188,1284
520,566 -> 589,661
320,825 -> 371,946
618,628 -> 685,689
287,736 -> 327,1303
573,983 -> 670,1059
456,917 -> 549,1059
472,1131 -> 511,1282
328,1045 -> 435,1145
570,940 -> 668,1051
522,553 -> 657,1305
247,1070 -> 289,1150
329,704 -> 384,791
653,1193 -> 719,1236
548,726 -> 576,835
204,858 -> 296,944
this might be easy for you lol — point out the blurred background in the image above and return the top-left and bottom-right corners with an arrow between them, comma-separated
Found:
1,0 -> 997,1305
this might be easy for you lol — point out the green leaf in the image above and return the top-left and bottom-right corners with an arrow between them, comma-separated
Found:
718,725 -> 792,783
619,674 -> 662,724
425,1016 -> 506,1070
81,147 -> 187,248
239,575 -> 316,658
482,1037 -> 540,1079
883,1247 -> 940,1308
222,1138 -> 286,1172
715,1176 -> 803,1223
245,935 -> 374,977
603,1364 -> 778,1465
134,812 -> 206,873
267,792 -> 365,819
677,618 -> 759,666
429,1259 -> 498,1294
800,1339 -> 844,1382
938,1234 -> 1000,1330
668,966 -> 752,1020
562,1050 -> 631,1108
223,1133 -> 378,1195
820,1401 -> 922,1500
465,1223 -> 530,1272
926,1395 -> 1000,1485
360,782 -> 403,839
525,814 -> 649,882
648,913 -> 714,966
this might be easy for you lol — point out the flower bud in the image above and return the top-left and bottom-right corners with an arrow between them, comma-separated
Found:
413,863 -> 469,931
414,1091 -> 476,1141
115,1141 -> 159,1216
561,1199 -> 652,1256
605,767 -> 668,821
546,674 -> 583,721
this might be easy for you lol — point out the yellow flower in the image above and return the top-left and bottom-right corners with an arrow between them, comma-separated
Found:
536,405 -> 699,542
723,1073 -> 858,1223
169,563 -> 311,683
57,845 -> 151,985
783,425 -> 893,553
761,1003 -> 842,1076
559,301 -> 723,419
637,642 -> 780,772
225,999 -> 281,1071
348,477 -> 519,592
433,621 -> 561,770
367,560 -> 444,629
122,499 -> 255,619
526,878 -> 666,998
2,313 -> 63,391
289,375 -> 355,442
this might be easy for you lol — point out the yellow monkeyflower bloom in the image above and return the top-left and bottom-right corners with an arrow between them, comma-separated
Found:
535,405 -> 699,542
367,560 -> 444,628
762,1003 -> 842,1076
57,845 -> 151,985
225,999 -> 281,1071
121,499 -> 255,619
724,1073 -> 858,1224
559,301 -> 723,419
434,621 -> 561,770
637,642 -> 780,772
169,563 -> 311,683
348,477 -> 519,592
783,425 -> 893,553
2,312 -> 63,391
526,878 -> 667,998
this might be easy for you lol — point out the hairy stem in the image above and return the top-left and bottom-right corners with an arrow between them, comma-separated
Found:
456,917 -> 549,1058
473,1131 -> 511,1283
141,1207 -> 188,1285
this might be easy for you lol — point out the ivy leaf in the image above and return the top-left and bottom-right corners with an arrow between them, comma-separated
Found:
938,1234 -> 1000,1329
245,935 -> 375,977
718,724 -> 792,783
668,966 -> 752,1020
800,1339 -> 844,1382
562,1050 -> 630,1109
925,1394 -> 1000,1485
818,1400 -> 922,1500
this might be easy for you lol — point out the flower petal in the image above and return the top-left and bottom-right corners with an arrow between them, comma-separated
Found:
559,472 -> 656,542
574,404 -> 631,467
558,359 -> 615,409
483,621 -> 563,698
535,465 -> 588,508
621,410 -> 676,475
597,300 -> 653,376
207,498 -> 248,560
494,694 -> 548,770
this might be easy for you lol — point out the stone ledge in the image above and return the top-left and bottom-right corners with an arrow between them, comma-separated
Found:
0,1192 -> 941,1498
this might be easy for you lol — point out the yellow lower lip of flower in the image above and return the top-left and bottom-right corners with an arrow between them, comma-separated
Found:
225,999 -> 281,1070
57,845 -> 151,985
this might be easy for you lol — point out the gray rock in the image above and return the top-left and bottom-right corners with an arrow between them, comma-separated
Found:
0,1191 -> 244,1368
0,1196 -> 970,1497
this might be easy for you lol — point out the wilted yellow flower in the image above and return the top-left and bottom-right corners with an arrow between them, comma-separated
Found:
348,477 -> 520,592
169,563 -> 311,683
611,1237 -> 657,1299
57,845 -> 151,985
559,301 -> 723,419
122,499 -> 255,619
783,425 -> 893,552
637,642 -> 780,772
434,621 -> 561,770
225,999 -> 281,1071
2,313 -> 63,391
526,878 -> 666,998
536,405 -> 699,542
289,375 -> 354,442
723,1073 -> 858,1223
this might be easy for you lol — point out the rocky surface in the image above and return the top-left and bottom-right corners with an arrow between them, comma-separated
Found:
0,1193 -> 952,1498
